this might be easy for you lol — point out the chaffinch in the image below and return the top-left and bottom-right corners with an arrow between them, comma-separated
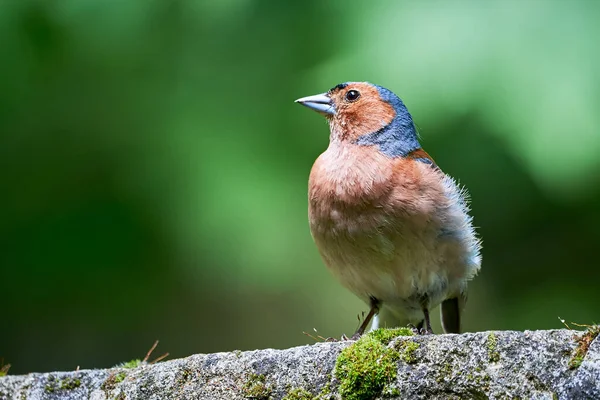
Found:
296,82 -> 481,336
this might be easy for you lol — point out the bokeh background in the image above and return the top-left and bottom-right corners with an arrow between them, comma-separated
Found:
1,0 -> 599,374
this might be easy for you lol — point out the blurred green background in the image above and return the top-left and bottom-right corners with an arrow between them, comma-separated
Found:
1,0 -> 599,374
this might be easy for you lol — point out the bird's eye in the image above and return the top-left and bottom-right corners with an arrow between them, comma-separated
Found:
345,90 -> 360,102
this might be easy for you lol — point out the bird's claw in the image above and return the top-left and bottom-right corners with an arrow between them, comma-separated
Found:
408,324 -> 420,335
407,324 -> 433,335
325,333 -> 361,342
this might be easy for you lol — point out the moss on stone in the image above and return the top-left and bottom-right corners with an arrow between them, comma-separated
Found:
334,334 -> 399,400
243,373 -> 271,399
437,361 -> 454,383
59,377 -> 81,390
176,367 -> 193,386
43,374 -> 82,393
314,378 -> 332,400
487,332 -> 500,362
397,340 -> 420,364
119,359 -> 143,369
19,386 -> 29,400
368,327 -> 413,344
0,361 -> 10,377
102,371 -> 127,393
44,375 -> 57,393
382,386 -> 401,396
569,325 -> 600,369
282,387 -> 313,400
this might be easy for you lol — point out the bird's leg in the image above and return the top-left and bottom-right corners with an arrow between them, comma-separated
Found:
421,307 -> 433,335
351,297 -> 380,340
416,295 -> 434,335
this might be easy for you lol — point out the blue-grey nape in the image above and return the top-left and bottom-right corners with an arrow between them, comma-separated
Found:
355,84 -> 421,158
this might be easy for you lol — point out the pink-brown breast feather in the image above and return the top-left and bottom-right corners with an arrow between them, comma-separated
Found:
308,146 -> 458,301
308,144 -> 451,252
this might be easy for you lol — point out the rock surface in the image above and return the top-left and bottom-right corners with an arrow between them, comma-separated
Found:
0,329 -> 598,400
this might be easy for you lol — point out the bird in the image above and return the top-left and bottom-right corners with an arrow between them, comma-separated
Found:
295,82 -> 481,336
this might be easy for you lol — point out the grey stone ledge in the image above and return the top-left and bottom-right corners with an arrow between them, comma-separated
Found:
1,329 -> 598,400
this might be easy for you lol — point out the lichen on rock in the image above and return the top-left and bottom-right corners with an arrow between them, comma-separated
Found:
0,329 -> 598,399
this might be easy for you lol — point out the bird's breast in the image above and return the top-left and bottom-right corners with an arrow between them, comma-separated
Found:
309,145 -> 394,237
308,144 -> 433,274
307,144 -> 478,306
308,144 -> 431,239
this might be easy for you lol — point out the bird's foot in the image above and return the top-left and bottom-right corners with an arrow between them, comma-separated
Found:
408,323 -> 433,335
324,333 -> 359,342
407,324 -> 421,335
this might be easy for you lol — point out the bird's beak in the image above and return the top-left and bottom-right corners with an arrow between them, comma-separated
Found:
295,93 -> 335,116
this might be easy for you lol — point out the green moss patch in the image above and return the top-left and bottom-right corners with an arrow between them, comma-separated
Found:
44,375 -> 81,393
316,377 -> 333,400
243,373 -> 272,399
569,325 -> 600,369
397,340 -> 419,364
334,332 -> 401,400
44,376 -> 57,393
176,367 -> 194,386
368,327 -> 413,344
0,361 -> 9,377
119,359 -> 143,369
487,332 -> 500,362
59,377 -> 81,390
102,371 -> 127,393
436,361 -> 454,383
283,387 -> 313,400
114,372 -> 126,383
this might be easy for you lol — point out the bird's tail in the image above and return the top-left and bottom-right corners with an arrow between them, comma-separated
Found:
440,293 -> 466,334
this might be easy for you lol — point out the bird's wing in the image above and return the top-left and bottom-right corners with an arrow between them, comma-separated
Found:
406,148 -> 438,169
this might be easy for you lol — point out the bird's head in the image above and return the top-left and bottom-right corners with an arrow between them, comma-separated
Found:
296,82 -> 421,158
